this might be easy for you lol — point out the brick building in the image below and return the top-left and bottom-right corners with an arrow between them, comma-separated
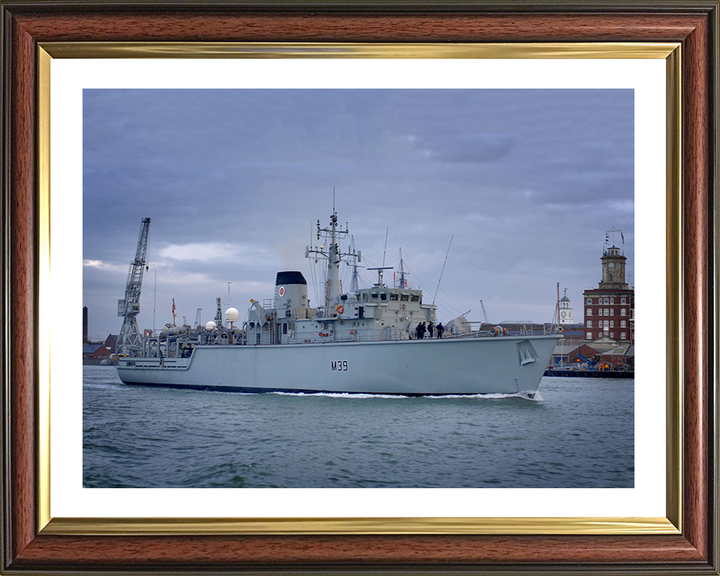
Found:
583,238 -> 634,344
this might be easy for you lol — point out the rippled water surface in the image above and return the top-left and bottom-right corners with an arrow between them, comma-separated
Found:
84,366 -> 633,488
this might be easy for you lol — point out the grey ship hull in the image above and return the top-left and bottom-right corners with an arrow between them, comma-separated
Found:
117,334 -> 560,396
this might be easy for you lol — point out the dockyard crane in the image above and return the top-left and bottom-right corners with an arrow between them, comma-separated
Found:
480,300 -> 490,324
116,217 -> 151,356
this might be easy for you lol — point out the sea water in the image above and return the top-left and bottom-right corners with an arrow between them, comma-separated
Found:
83,366 -> 634,488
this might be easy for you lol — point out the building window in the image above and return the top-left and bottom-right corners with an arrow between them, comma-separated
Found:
587,332 -> 592,339
586,320 -> 592,328
604,308 -> 609,316
610,298 -> 615,304
603,321 -> 609,330
610,320 -> 615,328
621,320 -> 626,328
610,332 -> 615,338
604,298 -> 609,304
621,308 -> 626,316
587,298 -> 592,304
610,308 -> 614,316
621,332 -> 627,340
621,298 -> 627,304
586,308 -> 592,316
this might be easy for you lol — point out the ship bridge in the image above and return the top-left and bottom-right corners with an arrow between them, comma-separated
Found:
355,287 -> 423,309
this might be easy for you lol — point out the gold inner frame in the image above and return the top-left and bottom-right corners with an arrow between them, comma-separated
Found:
36,42 -> 682,536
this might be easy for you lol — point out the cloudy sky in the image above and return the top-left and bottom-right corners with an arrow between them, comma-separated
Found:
83,88 -> 633,339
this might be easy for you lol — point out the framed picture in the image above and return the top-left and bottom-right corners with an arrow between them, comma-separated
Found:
2,1 -> 717,574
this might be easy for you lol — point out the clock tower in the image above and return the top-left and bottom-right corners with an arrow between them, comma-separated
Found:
559,288 -> 573,324
582,229 -> 634,344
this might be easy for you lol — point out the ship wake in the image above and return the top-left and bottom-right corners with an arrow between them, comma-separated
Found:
270,391 -> 544,401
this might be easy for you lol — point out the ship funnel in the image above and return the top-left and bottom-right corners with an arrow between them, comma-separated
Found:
274,271 -> 308,311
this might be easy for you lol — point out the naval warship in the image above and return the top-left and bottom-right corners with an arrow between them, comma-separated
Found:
116,211 -> 561,396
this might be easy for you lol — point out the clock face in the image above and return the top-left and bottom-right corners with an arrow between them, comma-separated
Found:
561,311 -> 567,318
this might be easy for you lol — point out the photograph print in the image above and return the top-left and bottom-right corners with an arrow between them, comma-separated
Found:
82,87 -> 634,489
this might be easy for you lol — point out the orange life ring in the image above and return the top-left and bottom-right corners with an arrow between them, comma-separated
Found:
337,305 -> 344,314
144,329 -> 152,337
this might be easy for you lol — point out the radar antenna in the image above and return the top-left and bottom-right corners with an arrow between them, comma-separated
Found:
117,217 -> 151,356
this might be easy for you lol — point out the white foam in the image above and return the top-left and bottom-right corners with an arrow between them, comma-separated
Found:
269,391 -> 544,401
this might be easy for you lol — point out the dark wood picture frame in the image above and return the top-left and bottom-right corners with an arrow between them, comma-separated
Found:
1,1 -> 718,573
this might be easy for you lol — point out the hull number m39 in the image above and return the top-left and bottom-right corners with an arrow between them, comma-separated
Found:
331,360 -> 349,372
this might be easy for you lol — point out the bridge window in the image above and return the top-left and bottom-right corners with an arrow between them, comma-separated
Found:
411,295 -> 420,302
390,293 -> 399,301
400,294 -> 409,302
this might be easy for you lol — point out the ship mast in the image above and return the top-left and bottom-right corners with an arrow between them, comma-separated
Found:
306,206 -> 360,314
396,248 -> 408,288
350,236 -> 360,293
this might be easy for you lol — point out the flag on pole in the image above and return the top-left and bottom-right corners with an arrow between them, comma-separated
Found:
605,233 -> 609,243
172,298 -> 177,325
621,232 -> 625,244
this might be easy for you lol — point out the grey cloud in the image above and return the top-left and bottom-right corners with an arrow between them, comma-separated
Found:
83,88 -> 635,338
414,133 -> 515,164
